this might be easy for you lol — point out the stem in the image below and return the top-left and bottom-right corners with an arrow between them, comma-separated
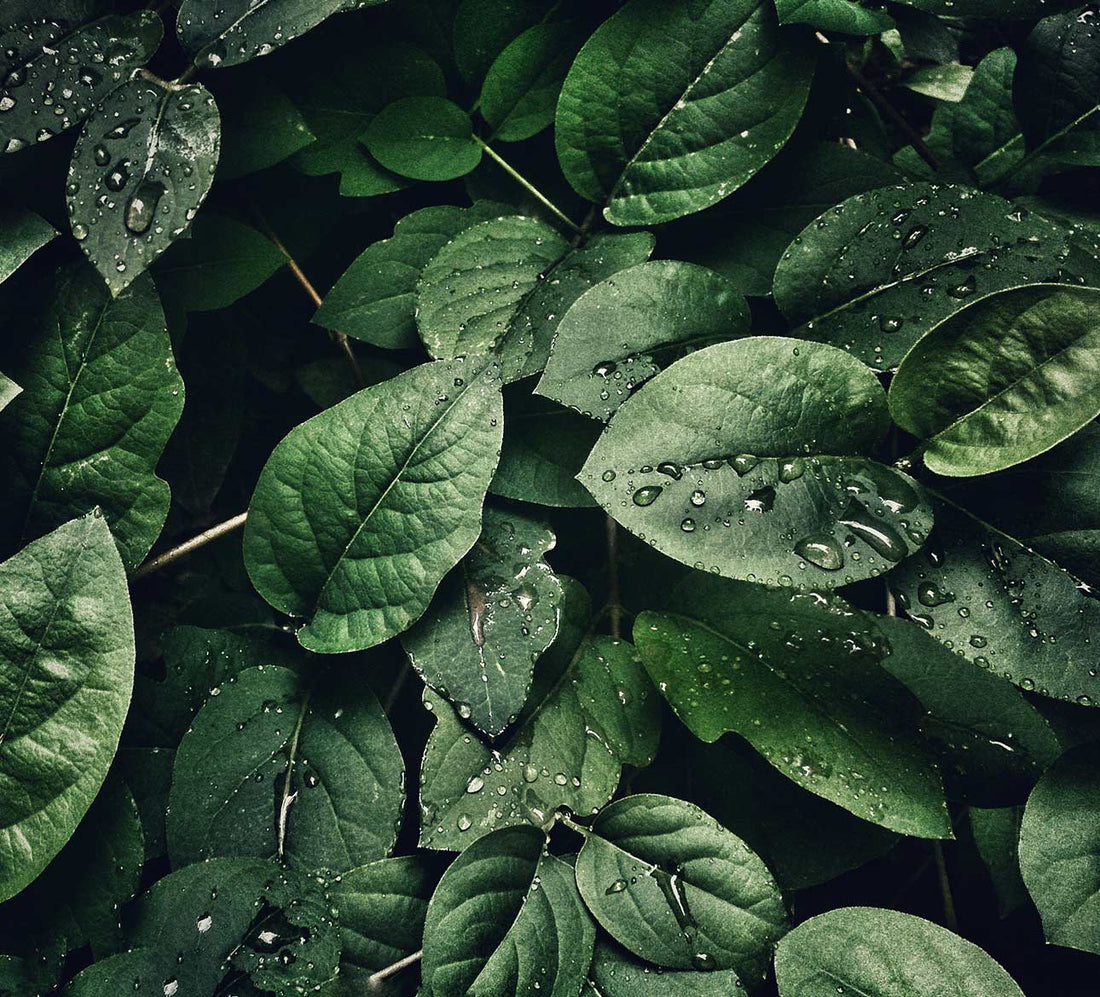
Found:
383,663 -> 410,713
367,950 -> 422,991
933,841 -> 959,931
131,512 -> 248,580
277,691 -> 312,860
474,137 -> 582,234
605,517 -> 622,639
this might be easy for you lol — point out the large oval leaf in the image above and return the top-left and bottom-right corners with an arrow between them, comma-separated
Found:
774,906 -> 1025,997
363,95 -> 482,181
773,184 -> 1099,369
243,358 -> 503,653
890,285 -> 1100,476
0,513 -> 134,903
574,794 -> 787,983
421,825 -> 595,997
579,337 -> 933,589
555,0 -> 813,225
537,261 -> 749,422
68,76 -> 220,295
0,264 -> 183,570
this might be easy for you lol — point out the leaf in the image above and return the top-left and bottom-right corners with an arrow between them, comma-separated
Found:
421,825 -> 595,997
775,0 -> 892,35
330,854 -> 449,985
314,201 -> 509,350
574,794 -> 787,982
402,505 -> 564,737
587,939 -> 746,996
890,285 -> 1100,476
634,575 -> 951,837
416,215 -> 655,380
177,0 -> 389,69
537,261 -> 749,422
167,663 -> 404,874
904,63 -> 974,102
0,373 -> 18,413
418,579 -> 659,849
774,906 -> 1025,997
453,0 -> 549,85
481,22 -> 584,143
773,183 -> 1100,369
0,8 -> 162,154
579,337 -> 933,589
243,358 -> 503,653
876,615 -> 1060,806
556,0 -> 814,225
67,76 -> 221,295
214,69 -> 314,179
969,807 -> 1028,918
1019,743 -> 1100,954
0,513 -> 134,904
0,264 -> 183,570
0,203 -> 54,284
889,497 -> 1100,708
362,96 -> 482,182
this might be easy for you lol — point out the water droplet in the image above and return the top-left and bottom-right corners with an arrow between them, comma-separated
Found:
605,879 -> 628,895
947,275 -> 976,298
681,518 -> 696,532
795,536 -> 845,571
731,454 -> 759,475
466,775 -> 484,793
837,498 -> 907,562
779,458 -> 805,483
744,486 -> 776,513
902,224 -> 928,249
93,144 -> 111,166
457,814 -> 472,831
879,315 -> 904,333
72,222 -> 88,241
633,485 -> 662,507
657,462 -> 682,480
690,489 -> 706,507
602,469 -> 616,482
123,180 -> 165,234
196,913 -> 212,933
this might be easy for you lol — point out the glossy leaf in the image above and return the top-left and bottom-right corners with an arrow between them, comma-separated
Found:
0,513 -> 134,904
537,261 -> 749,422
775,0 -> 892,34
579,337 -> 933,589
243,358 -> 503,653
574,794 -> 787,982
0,265 -> 183,570
556,0 -> 813,225
586,939 -> 746,996
68,76 -> 221,295
0,203 -> 54,284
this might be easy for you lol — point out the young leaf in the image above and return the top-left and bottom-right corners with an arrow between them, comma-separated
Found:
773,184 -> 1100,369
0,203 -> 54,284
556,0 -> 814,225
166,663 -> 404,874
774,906 -> 1025,997
0,513 -> 134,904
634,576 -> 951,838
421,825 -> 595,997
537,261 -> 749,422
587,939 -> 746,996
574,794 -> 788,982
0,8 -> 163,154
579,337 -> 933,588
453,0 -> 549,85
775,0 -> 892,34
67,77 -> 221,295
243,358 -> 503,653
905,63 -> 974,102
890,285 -> 1100,477
362,96 -> 482,182
0,265 -> 183,570
402,505 -> 564,737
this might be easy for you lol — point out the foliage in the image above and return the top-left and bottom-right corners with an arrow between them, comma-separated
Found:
2,1 -> 1100,995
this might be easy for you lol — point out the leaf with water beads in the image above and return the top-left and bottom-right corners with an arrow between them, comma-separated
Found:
67,76 -> 221,296
585,939 -> 747,996
574,794 -> 788,983
422,825 -> 595,997
0,7 -> 162,155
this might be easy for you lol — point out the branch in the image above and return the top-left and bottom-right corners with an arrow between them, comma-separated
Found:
368,950 -> 423,991
605,517 -> 622,639
131,512 -> 248,580
474,137 -> 582,234
933,841 -> 959,931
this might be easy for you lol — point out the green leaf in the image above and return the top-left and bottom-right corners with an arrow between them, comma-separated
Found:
330,854 -> 449,985
0,265 -> 183,570
177,0 -> 389,69
1020,743 -> 1100,953
876,615 -> 1060,806
889,497 -> 1100,708
556,0 -> 813,225
421,825 -> 595,997
362,96 -> 482,182
587,939 -> 746,996
904,64 -> 973,102
315,201 -> 510,350
537,261 -> 749,422
579,337 -> 933,589
402,505 -> 564,737
574,794 -> 787,982
67,77 -> 221,296
890,285 -> 1100,477
773,183 -> 1100,369
0,372 -> 18,413
0,513 -> 134,904
166,662 -> 403,874
481,22 -> 584,143
243,358 -> 503,653
416,215 -> 655,380
0,203 -> 54,284
453,0 -> 549,85
214,69 -> 314,179
969,807 -> 1028,918
774,906 -> 1025,997
775,0 -> 892,35
634,576 -> 951,837
0,8 -> 162,155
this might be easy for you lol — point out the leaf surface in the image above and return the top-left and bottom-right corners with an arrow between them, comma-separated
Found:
775,0 -> 892,34
363,95 -> 482,181
0,203 -> 54,284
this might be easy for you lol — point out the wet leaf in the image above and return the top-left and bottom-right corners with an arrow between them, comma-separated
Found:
586,939 -> 746,996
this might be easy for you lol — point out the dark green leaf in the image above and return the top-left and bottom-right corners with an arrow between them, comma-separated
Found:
0,373 -> 17,413
587,939 -> 746,996
214,70 -> 314,179
453,0 -> 549,84
775,0 -> 892,34
969,806 -> 1028,918
905,64 -> 973,102
0,203 -> 54,284
362,96 -> 482,182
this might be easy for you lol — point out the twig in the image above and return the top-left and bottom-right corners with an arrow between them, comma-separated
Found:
474,137 -> 582,234
933,841 -> 959,931
277,692 -> 311,860
383,663 -> 410,713
605,517 -> 622,639
368,950 -> 422,991
131,512 -> 248,580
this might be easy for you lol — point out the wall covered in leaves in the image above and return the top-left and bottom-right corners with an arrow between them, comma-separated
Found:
1,0 -> 1100,995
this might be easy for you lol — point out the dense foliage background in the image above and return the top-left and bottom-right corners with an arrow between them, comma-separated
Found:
2,0 -> 1100,994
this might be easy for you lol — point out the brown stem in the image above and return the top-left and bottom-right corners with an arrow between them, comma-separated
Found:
933,841 -> 959,931
131,512 -> 248,580
605,516 -> 622,639
368,950 -> 422,991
